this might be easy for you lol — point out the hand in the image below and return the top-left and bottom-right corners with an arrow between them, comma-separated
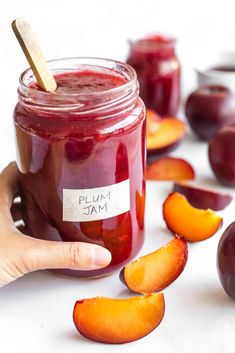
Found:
0,162 -> 111,287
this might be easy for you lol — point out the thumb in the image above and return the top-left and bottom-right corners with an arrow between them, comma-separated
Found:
25,239 -> 112,272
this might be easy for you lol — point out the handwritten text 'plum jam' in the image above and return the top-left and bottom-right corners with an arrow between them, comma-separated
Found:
63,180 -> 130,222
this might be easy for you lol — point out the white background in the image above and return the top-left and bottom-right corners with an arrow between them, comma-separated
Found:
1,1 -> 235,352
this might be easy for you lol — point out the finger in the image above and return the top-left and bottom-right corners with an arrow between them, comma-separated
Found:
11,202 -> 23,222
26,239 -> 112,272
0,162 -> 18,211
16,224 -> 26,233
16,223 -> 31,235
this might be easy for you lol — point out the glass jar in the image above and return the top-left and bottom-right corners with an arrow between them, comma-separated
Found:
14,57 -> 146,278
127,34 -> 181,116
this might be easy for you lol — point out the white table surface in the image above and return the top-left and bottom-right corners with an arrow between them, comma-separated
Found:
1,1 -> 235,352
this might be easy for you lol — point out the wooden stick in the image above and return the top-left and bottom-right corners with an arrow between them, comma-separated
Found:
12,18 -> 57,92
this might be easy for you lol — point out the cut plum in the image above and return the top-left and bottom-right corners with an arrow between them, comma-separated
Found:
146,111 -> 186,156
163,192 -> 222,242
146,157 -> 195,181
73,293 -> 165,344
146,109 -> 161,134
120,236 -> 188,293
173,181 -> 232,211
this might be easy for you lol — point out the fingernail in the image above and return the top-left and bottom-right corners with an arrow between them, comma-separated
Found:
94,246 -> 112,267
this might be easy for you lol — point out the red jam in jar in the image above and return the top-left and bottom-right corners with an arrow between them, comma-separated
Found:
127,34 -> 181,116
14,58 -> 146,277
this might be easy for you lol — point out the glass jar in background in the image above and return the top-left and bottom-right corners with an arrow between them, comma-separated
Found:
127,34 -> 181,116
14,57 -> 146,278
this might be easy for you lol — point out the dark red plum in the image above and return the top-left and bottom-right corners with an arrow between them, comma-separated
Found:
217,222 -> 235,300
208,125 -> 235,186
173,181 -> 232,210
185,85 -> 235,141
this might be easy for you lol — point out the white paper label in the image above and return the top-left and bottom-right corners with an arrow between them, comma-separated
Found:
63,179 -> 130,222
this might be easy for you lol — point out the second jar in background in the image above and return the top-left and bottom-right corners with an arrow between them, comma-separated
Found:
127,34 -> 181,116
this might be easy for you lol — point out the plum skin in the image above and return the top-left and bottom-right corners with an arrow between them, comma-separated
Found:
173,182 -> 232,210
208,125 -> 235,187
217,222 -> 235,300
185,85 -> 235,141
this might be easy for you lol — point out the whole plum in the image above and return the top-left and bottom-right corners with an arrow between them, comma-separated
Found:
217,222 -> 235,300
208,124 -> 235,186
185,85 -> 235,141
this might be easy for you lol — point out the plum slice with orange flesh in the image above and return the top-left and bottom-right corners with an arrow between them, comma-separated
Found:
147,111 -> 186,156
163,192 -> 222,242
73,293 -> 165,344
146,157 -> 195,181
173,181 -> 232,211
146,109 -> 161,133
120,236 -> 187,293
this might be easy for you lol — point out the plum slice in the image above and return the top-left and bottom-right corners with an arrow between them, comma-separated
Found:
173,181 -> 232,211
163,192 -> 222,242
73,293 -> 165,344
120,236 -> 188,293
146,110 -> 186,156
146,157 -> 195,181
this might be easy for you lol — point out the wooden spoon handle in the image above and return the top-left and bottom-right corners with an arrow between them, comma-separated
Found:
12,18 -> 57,92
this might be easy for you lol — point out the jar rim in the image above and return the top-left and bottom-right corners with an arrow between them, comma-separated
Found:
19,56 -> 137,100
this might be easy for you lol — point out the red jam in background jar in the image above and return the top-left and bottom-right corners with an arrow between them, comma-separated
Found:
14,58 -> 146,278
127,34 -> 181,116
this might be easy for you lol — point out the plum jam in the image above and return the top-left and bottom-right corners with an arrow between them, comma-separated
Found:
127,34 -> 181,116
14,58 -> 146,277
